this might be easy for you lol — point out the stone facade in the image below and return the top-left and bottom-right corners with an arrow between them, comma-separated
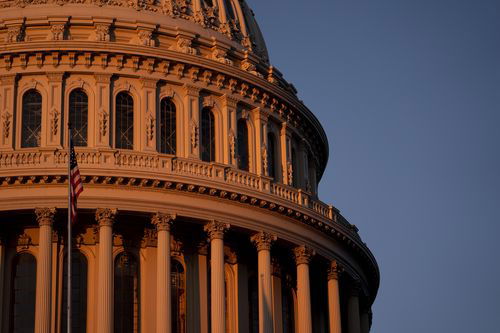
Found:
0,1 -> 379,332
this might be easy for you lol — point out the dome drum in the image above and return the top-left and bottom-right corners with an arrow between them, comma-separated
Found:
0,1 -> 379,332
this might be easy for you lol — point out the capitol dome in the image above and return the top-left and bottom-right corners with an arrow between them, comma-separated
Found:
0,0 -> 379,332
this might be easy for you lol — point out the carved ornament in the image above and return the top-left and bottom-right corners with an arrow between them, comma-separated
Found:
51,24 -> 65,40
35,207 -> 57,226
151,212 -> 176,231
203,220 -> 230,240
327,260 -> 343,281
190,119 -> 198,149
293,245 -> 315,265
250,231 -> 277,251
2,111 -> 12,139
50,109 -> 60,136
172,37 -> 197,55
138,29 -> 155,47
95,208 -> 117,227
95,24 -> 111,41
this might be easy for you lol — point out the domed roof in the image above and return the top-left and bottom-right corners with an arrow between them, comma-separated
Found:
0,0 -> 269,62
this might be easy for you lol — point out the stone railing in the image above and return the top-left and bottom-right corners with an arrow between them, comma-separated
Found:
0,148 -> 337,223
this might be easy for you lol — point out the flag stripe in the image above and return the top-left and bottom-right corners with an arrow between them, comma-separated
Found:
70,137 -> 83,222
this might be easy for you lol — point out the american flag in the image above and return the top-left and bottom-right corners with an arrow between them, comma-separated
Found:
69,137 -> 83,222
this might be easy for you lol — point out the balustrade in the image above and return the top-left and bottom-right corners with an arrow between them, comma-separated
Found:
0,148 -> 336,222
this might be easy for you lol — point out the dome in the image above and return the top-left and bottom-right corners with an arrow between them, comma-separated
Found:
0,1 -> 378,332
0,0 -> 270,62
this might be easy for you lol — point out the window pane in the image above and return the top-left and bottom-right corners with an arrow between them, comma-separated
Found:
114,252 -> 139,333
159,98 -> 176,154
10,253 -> 36,332
69,89 -> 88,147
115,92 -> 134,150
61,251 -> 88,333
267,132 -> 276,179
171,260 -> 185,333
200,108 -> 215,162
292,148 -> 298,187
21,90 -> 42,148
237,119 -> 249,171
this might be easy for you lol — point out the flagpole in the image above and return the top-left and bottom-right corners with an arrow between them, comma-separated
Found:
67,125 -> 72,333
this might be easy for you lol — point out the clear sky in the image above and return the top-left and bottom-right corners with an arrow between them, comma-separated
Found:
250,1 -> 500,332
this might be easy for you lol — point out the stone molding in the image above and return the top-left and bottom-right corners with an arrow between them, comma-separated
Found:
203,220 -> 230,240
95,208 -> 117,227
293,245 -> 315,265
250,231 -> 277,252
327,260 -> 343,281
151,212 -> 176,231
35,207 -> 56,226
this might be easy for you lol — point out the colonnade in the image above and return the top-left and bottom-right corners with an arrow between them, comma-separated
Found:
1,208 -> 371,333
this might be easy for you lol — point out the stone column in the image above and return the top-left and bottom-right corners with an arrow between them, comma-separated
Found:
197,243 -> 209,333
271,258 -> 283,333
0,75 -> 16,149
347,283 -> 362,333
203,220 -> 230,333
96,208 -> 117,333
327,261 -> 342,333
152,212 -> 176,333
293,245 -> 314,333
34,207 -> 56,333
360,308 -> 370,333
251,232 -> 276,333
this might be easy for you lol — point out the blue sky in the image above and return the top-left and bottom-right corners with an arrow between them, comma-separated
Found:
251,1 -> 500,332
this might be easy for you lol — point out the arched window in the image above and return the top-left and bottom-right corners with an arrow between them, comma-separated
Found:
159,98 -> 176,154
171,259 -> 186,333
237,119 -> 249,171
10,252 -> 36,332
115,92 -> 134,150
200,107 -> 215,162
21,90 -> 42,148
291,147 -> 298,187
61,251 -> 88,333
69,89 -> 88,147
114,252 -> 140,333
267,132 -> 277,179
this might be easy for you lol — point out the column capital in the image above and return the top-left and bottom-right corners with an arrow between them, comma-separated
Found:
250,231 -> 277,251
35,207 -> 56,227
95,208 -> 117,227
349,280 -> 362,297
293,245 -> 315,265
203,220 -> 230,240
327,260 -> 343,281
151,212 -> 176,231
